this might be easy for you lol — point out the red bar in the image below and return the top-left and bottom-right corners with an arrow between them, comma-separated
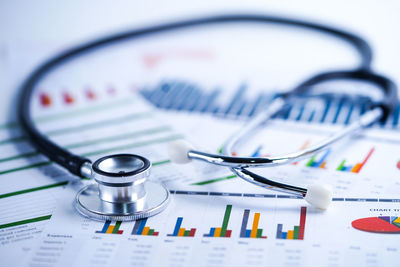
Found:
40,93 -> 52,107
63,92 -> 75,104
225,230 -> 232,238
117,230 -> 123,234
189,228 -> 196,237
85,89 -> 96,100
298,207 -> 307,240
355,148 -> 375,173
153,232 -> 159,236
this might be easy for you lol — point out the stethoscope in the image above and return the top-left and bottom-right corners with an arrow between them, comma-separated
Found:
18,14 -> 398,221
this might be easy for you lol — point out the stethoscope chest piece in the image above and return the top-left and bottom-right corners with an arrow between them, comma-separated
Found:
74,154 -> 170,221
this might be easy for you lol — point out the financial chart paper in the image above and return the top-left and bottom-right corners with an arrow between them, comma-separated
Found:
1,25 -> 399,267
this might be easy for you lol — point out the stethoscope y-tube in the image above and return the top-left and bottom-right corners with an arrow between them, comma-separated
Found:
17,14 -> 398,220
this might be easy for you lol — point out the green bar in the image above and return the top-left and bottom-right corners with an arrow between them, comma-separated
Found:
336,160 -> 346,171
191,175 -> 237,186
218,147 -> 224,154
220,205 -> 232,237
184,230 -> 190,237
293,226 -> 300,239
0,215 -> 52,229
306,156 -> 316,167
148,229 -> 154,236
0,181 -> 68,199
152,160 -> 171,166
0,161 -> 52,176
112,221 -> 122,234
256,229 -> 263,238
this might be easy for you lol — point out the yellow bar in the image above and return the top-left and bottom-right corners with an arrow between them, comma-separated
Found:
250,213 -> 260,238
287,230 -> 294,239
394,217 -> 400,223
106,225 -> 114,234
351,163 -> 362,173
214,227 -> 222,237
320,162 -> 327,169
178,228 -> 186,237
142,226 -> 150,236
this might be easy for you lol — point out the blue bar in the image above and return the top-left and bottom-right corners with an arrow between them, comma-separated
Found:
202,89 -> 221,113
203,227 -> 216,237
236,102 -> 247,116
96,220 -> 111,233
224,84 -> 246,115
240,210 -> 250,237
281,232 -> 287,239
249,93 -> 265,117
251,146 -> 263,157
296,105 -> 305,121
332,98 -> 345,124
136,218 -> 147,235
171,217 -> 183,236
308,110 -> 315,122
282,105 -> 292,120
249,94 -> 272,117
344,103 -> 354,125
276,224 -> 283,239
245,229 -> 251,238
343,166 -> 353,172
320,98 -> 331,123
313,149 -> 331,167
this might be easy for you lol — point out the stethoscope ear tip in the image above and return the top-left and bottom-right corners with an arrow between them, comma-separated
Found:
168,140 -> 195,164
304,184 -> 333,210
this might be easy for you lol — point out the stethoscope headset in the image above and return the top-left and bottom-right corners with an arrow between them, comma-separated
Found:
17,14 -> 398,221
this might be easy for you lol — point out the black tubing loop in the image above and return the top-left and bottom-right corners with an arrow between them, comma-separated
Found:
283,70 -> 398,123
17,14 -> 375,176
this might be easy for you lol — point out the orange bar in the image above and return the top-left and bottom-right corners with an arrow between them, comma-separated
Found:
178,228 -> 186,237
287,230 -> 294,239
142,226 -> 150,236
250,213 -> 260,238
214,227 -> 222,237
351,163 -> 362,173
320,162 -> 327,169
106,226 -> 114,234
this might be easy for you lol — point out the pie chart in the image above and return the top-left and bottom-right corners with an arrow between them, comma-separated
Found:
352,216 -> 400,233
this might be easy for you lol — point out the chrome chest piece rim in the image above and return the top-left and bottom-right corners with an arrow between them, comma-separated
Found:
74,154 -> 170,221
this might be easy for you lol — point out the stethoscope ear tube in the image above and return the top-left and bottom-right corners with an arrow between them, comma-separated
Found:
287,70 -> 398,122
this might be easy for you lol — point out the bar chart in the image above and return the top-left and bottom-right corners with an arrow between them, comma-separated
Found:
276,207 -> 307,240
131,218 -> 159,236
306,149 -> 331,169
95,220 -> 123,234
239,209 -> 267,239
336,148 -> 374,173
140,80 -> 400,129
203,205 -> 233,238
167,217 -> 196,237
